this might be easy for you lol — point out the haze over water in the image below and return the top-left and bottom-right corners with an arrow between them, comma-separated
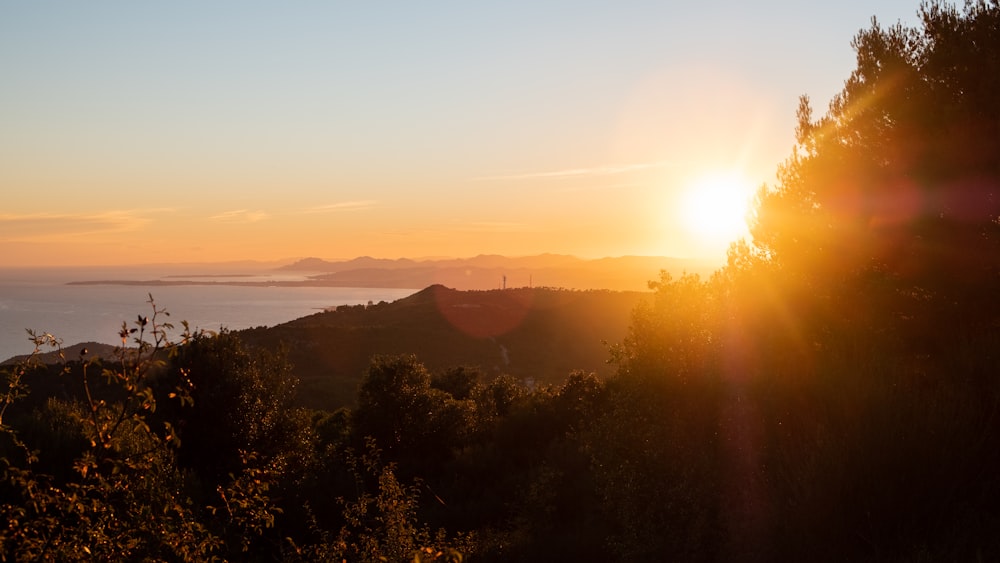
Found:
0,267 -> 415,362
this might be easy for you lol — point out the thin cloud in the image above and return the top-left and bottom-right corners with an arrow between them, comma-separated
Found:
303,200 -> 378,213
557,182 -> 642,193
0,210 -> 155,242
476,161 -> 673,181
208,209 -> 269,223
461,221 -> 533,233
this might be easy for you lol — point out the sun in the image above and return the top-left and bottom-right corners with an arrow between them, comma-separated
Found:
679,171 -> 754,244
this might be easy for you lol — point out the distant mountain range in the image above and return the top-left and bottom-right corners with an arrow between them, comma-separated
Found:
276,254 -> 716,291
61,254 -> 717,292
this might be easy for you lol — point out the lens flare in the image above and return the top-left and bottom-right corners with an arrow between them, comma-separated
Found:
680,172 -> 755,244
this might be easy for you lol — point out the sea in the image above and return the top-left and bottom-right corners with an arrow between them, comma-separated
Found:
0,267 -> 418,363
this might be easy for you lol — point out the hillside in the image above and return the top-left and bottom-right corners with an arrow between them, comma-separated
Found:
0,341 -> 118,366
239,285 -> 647,410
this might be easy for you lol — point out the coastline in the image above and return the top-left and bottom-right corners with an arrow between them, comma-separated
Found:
66,279 -> 422,289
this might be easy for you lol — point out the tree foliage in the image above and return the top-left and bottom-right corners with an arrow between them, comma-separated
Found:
4,2 -> 1000,561
0,300 -> 227,560
159,330 -> 313,492
752,0 -> 1000,333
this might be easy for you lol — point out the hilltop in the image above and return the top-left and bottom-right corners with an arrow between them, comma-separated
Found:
2,285 -> 649,411
0,341 -> 119,366
239,284 -> 648,409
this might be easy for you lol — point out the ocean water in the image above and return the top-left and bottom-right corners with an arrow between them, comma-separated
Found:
0,268 -> 417,362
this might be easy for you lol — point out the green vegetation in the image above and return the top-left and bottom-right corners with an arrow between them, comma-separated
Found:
3,2 -> 1000,559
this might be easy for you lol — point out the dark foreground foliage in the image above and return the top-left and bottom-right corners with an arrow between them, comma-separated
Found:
4,2 -> 1000,560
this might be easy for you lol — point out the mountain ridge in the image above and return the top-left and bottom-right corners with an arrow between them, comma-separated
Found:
277,254 -> 715,291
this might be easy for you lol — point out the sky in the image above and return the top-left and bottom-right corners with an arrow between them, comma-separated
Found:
1,1 -> 923,268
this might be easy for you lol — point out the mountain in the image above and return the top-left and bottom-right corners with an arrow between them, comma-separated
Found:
278,254 -> 714,291
238,285 -> 648,410
278,255 -> 421,271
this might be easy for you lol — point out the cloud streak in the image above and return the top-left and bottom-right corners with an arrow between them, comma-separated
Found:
460,221 -> 534,233
476,161 -> 672,181
303,200 -> 379,213
208,209 -> 270,223
557,182 -> 642,193
0,210 -> 158,242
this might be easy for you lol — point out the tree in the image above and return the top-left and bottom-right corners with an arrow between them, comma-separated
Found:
353,355 -> 474,468
159,330 -> 312,489
751,0 -> 1000,337
157,330 -> 318,556
0,303 -> 228,560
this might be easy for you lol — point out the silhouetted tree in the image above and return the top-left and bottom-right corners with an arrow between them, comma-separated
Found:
161,331 -> 314,491
751,0 -> 1000,338
353,355 -> 474,469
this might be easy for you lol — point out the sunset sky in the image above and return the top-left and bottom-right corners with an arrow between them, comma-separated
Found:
1,1 -> 921,267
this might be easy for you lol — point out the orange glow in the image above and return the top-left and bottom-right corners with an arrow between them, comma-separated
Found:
679,171 -> 755,246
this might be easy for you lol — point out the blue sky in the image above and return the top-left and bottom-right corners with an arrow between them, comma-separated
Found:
0,1 -> 923,266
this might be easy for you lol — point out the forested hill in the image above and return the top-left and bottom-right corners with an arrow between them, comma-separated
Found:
239,284 -> 647,410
